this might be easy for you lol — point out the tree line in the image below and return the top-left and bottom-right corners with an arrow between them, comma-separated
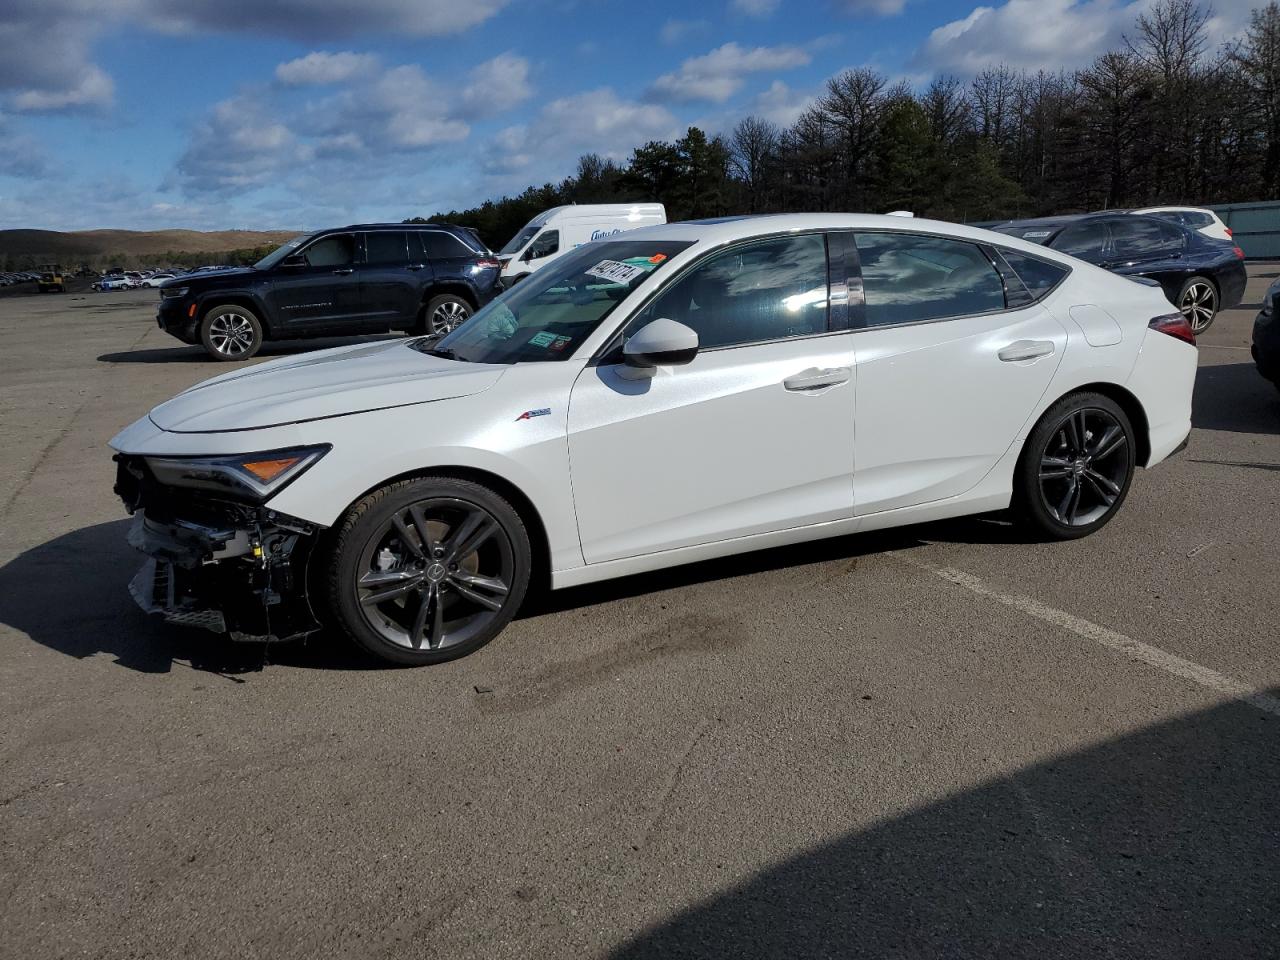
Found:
417,0 -> 1280,251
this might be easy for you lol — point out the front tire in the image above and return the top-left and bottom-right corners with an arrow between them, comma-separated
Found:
1177,276 -> 1218,334
1015,392 -> 1136,540
327,477 -> 531,666
200,304 -> 263,361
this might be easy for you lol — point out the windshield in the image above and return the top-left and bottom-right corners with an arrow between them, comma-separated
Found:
254,233 -> 315,270
423,239 -> 694,364
499,225 -> 540,257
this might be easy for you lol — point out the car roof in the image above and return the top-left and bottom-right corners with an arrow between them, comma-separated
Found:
620,213 -> 1082,256
337,222 -> 468,232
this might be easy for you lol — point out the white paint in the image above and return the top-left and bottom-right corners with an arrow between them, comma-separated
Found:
904,556 -> 1280,718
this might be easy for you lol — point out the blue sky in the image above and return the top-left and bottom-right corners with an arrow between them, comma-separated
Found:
0,0 -> 1260,232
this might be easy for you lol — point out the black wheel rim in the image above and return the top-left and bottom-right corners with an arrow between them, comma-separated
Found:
1179,282 -> 1216,333
354,498 -> 514,652
1037,407 -> 1129,527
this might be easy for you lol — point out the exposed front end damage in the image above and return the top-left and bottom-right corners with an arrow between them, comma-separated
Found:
115,454 -> 324,643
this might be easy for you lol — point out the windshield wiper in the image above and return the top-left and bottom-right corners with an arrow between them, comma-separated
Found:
427,346 -> 461,361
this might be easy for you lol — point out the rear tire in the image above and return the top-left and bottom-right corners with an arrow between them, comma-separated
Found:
1177,276 -> 1218,334
1014,392 -> 1136,541
200,304 -> 263,361
423,294 -> 473,336
327,476 -> 531,666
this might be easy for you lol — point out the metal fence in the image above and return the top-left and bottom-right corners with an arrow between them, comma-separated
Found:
1209,201 -> 1280,259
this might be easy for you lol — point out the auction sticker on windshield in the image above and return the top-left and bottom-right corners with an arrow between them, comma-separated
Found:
585,259 -> 651,285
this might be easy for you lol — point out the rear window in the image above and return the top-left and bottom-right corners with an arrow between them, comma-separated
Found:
418,231 -> 475,260
999,249 -> 1070,301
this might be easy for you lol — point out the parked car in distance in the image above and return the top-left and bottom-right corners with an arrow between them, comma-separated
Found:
1253,275 -> 1280,395
155,223 -> 502,360
1129,206 -> 1233,242
991,212 -> 1246,333
112,213 -> 1196,666
94,275 -> 134,291
141,273 -> 176,288
497,203 -> 666,288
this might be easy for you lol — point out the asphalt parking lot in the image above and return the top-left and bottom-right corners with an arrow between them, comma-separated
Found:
1,272 -> 1278,959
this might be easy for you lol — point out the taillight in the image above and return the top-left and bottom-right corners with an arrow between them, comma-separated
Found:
1232,245 -> 1245,260
1149,312 -> 1196,346
1225,227 -> 1233,237
475,258 -> 500,269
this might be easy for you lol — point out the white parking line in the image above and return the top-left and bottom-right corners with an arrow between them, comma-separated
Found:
896,555 -> 1280,718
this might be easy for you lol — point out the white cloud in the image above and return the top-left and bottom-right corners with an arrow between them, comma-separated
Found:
0,0 -> 509,115
275,51 -> 379,86
660,18 -> 709,44
649,42 -> 813,103
914,0 -> 1257,75
174,95 -> 308,194
837,0 -> 908,14
732,0 -> 780,16
752,79 -> 817,127
485,88 -> 678,180
0,113 -> 51,177
461,53 -> 533,117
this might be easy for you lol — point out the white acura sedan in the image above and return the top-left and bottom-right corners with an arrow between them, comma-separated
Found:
110,214 -> 1196,665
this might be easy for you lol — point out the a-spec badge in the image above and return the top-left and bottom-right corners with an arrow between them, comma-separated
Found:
515,408 -> 551,421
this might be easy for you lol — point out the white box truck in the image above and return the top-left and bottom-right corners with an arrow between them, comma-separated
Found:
497,203 -> 666,287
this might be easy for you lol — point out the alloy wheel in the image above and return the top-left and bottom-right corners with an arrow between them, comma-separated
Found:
429,300 -> 470,335
207,313 -> 255,357
1179,281 -> 1217,333
354,498 -> 513,651
1037,407 -> 1129,527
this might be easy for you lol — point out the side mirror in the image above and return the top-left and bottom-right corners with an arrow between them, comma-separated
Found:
280,253 -> 306,269
623,318 -> 699,369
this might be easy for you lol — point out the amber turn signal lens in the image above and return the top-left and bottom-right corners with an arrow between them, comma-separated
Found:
241,457 -> 302,482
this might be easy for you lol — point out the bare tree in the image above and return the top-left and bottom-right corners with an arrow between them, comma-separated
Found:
729,116 -> 780,213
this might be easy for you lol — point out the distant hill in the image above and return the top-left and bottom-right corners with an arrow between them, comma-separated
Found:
0,228 -> 299,269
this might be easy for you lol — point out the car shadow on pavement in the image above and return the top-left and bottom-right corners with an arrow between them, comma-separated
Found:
610,691 -> 1280,959
96,334 -> 401,364
0,518 -> 377,676
1192,361 -> 1280,435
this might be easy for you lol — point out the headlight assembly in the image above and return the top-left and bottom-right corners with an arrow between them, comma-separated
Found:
161,286 -> 189,299
145,445 -> 330,501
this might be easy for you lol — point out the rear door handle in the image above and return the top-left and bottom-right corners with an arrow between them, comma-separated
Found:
783,367 -> 851,391
998,340 -> 1054,362
332,268 -> 354,275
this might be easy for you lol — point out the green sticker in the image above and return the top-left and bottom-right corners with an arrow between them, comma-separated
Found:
529,330 -> 557,347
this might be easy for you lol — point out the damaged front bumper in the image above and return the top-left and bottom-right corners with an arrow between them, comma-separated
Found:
116,455 -> 324,643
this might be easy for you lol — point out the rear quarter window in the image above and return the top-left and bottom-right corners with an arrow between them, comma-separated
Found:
999,249 -> 1070,301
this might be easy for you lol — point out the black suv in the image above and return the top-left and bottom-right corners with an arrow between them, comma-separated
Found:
156,224 -> 501,360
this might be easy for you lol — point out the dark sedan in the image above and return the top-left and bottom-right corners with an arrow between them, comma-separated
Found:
1253,275 -> 1280,395
991,213 -> 1247,333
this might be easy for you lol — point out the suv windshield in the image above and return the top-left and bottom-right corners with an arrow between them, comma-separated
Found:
254,233 -> 316,270
423,239 -> 693,364
499,225 -> 540,257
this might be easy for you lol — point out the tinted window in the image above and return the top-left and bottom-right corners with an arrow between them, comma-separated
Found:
1000,249 -> 1069,300
303,234 -> 356,267
854,232 -> 1005,327
1052,222 -> 1109,260
364,231 -> 408,265
629,234 -> 829,349
1111,219 -> 1184,259
528,230 -> 560,259
419,231 -> 474,260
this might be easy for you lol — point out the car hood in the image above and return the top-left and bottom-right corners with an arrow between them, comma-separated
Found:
149,339 -> 507,433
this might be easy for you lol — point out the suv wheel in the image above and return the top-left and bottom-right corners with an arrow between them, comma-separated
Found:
424,294 -> 472,335
200,304 -> 263,361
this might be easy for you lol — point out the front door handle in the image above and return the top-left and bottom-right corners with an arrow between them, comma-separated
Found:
332,268 -> 354,275
783,367 -> 852,391
998,339 -> 1054,362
